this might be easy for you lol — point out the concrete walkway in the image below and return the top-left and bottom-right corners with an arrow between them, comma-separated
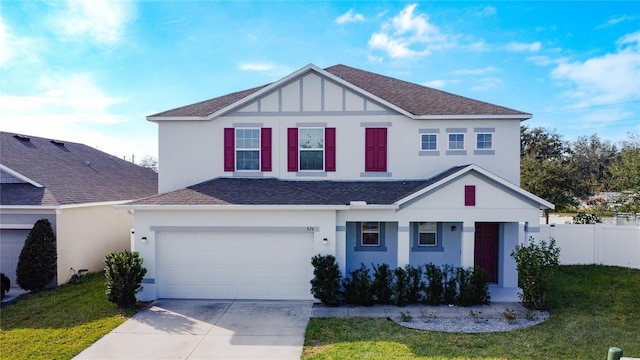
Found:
74,300 -> 313,360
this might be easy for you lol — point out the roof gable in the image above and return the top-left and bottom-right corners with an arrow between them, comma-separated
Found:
148,64 -> 531,121
0,132 -> 158,206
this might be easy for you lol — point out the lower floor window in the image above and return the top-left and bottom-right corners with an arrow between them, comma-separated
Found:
361,222 -> 380,246
418,222 -> 437,246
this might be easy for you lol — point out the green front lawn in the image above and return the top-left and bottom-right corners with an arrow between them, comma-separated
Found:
0,272 -> 140,360
303,265 -> 640,359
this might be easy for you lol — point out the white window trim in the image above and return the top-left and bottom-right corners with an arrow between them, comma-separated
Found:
235,128 -> 261,172
448,133 -> 465,150
361,221 -> 380,247
476,133 -> 493,150
420,133 -> 438,151
299,127 -> 325,172
418,222 -> 438,247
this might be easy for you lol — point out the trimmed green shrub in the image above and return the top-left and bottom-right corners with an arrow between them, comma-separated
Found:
405,264 -> 424,304
511,237 -> 560,310
442,264 -> 458,305
392,266 -> 408,306
342,263 -> 372,306
104,250 -> 147,308
472,266 -> 491,305
16,219 -> 57,292
573,212 -> 602,224
372,263 -> 393,305
424,263 -> 444,305
310,254 -> 342,306
455,267 -> 474,306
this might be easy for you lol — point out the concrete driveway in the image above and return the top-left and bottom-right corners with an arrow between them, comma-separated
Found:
74,300 -> 313,360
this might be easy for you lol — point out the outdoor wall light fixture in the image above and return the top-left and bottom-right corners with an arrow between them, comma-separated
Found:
141,236 -> 147,244
451,225 -> 457,232
322,238 -> 328,245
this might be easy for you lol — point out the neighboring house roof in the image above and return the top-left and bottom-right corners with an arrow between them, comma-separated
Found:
125,165 -> 553,209
149,64 -> 530,120
0,132 -> 158,206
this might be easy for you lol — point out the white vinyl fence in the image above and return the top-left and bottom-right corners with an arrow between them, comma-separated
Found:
534,224 -> 640,269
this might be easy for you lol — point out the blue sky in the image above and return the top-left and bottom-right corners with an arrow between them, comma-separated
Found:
1,1 -> 638,161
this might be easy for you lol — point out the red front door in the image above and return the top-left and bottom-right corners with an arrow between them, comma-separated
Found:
474,223 -> 499,283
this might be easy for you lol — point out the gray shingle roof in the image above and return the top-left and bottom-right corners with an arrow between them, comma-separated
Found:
127,165 -> 468,206
150,64 -> 529,118
1,132 -> 158,206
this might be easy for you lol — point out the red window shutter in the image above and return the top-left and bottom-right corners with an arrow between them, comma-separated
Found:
365,128 -> 387,172
325,127 -> 336,172
224,128 -> 235,172
287,128 -> 298,172
260,128 -> 272,171
465,185 -> 476,206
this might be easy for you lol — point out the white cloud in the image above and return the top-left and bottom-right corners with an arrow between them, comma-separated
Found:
423,79 -> 447,88
335,9 -> 365,25
237,62 -> 292,77
368,3 -> 453,59
474,6 -> 497,17
0,18 -> 43,67
51,0 -> 135,45
599,15 -> 638,28
506,41 -> 541,52
551,31 -> 640,106
471,77 -> 502,91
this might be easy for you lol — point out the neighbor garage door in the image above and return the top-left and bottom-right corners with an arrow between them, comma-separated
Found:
0,229 -> 29,287
156,231 -> 315,300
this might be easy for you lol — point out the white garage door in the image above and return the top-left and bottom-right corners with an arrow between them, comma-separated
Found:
156,231 -> 315,300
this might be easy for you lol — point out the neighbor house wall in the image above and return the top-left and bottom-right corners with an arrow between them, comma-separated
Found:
56,204 -> 133,284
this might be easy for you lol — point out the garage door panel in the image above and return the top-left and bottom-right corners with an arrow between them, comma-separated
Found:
156,231 -> 314,300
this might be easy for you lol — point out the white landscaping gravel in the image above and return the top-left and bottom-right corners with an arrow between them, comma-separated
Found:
393,310 -> 550,333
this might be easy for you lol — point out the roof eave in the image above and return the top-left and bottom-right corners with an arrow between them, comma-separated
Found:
414,114 -> 532,120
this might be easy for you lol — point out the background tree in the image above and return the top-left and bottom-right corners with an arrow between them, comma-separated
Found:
16,219 -> 57,291
568,134 -> 617,194
609,133 -> 640,192
137,155 -> 158,172
520,126 -> 586,210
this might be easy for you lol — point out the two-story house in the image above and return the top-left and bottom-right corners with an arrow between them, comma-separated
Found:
124,64 -> 553,301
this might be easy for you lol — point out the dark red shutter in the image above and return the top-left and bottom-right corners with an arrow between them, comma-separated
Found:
287,128 -> 298,172
325,127 -> 336,172
465,185 -> 476,206
224,128 -> 235,171
260,128 -> 272,171
365,128 -> 387,172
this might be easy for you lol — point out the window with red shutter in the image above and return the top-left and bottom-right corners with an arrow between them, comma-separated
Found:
260,128 -> 272,171
287,128 -> 298,172
365,128 -> 387,172
325,127 -> 336,172
224,128 -> 235,171
465,185 -> 476,206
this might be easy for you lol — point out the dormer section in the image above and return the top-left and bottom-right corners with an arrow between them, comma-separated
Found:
230,72 -> 393,117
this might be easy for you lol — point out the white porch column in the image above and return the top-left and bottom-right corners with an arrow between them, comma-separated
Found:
397,222 -> 410,268
460,222 -> 475,268
335,224 -> 347,277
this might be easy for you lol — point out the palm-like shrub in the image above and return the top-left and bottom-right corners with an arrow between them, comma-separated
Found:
104,250 -> 147,308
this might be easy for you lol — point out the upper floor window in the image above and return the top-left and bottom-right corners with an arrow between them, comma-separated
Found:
365,128 -> 387,172
421,134 -> 437,150
361,222 -> 380,246
224,127 -> 271,172
288,127 -> 336,172
448,133 -> 465,150
235,128 -> 260,170
476,133 -> 493,150
299,128 -> 324,171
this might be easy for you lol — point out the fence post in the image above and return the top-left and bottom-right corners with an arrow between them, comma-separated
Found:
608,347 -> 623,360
